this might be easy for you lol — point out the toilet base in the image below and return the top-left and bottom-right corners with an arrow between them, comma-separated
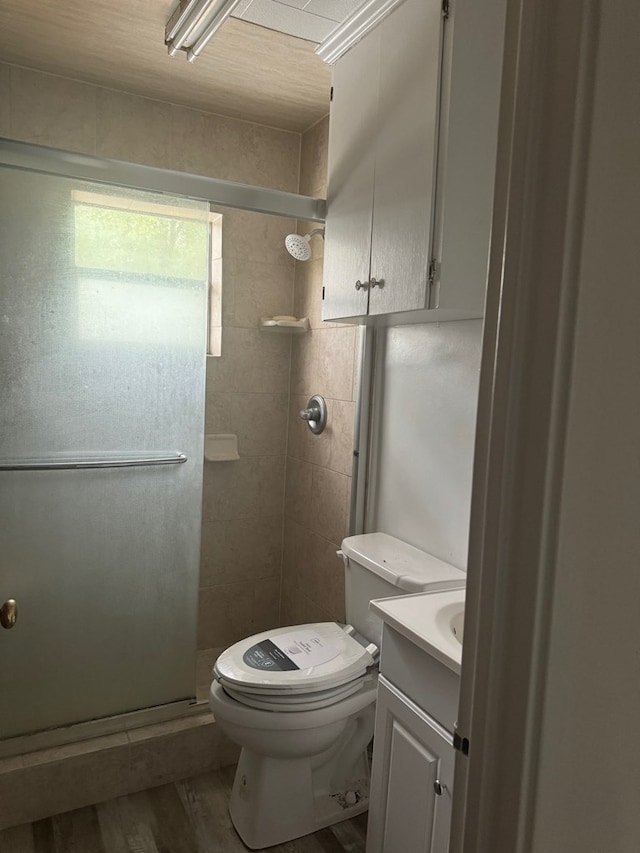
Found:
229,746 -> 370,849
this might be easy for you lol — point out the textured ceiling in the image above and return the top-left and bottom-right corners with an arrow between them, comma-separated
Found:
0,0 -> 333,132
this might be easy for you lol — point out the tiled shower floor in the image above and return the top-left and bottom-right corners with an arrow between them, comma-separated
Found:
0,766 -> 368,852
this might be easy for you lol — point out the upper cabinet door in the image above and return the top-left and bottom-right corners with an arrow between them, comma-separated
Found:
322,26 -> 380,322
368,0 -> 444,316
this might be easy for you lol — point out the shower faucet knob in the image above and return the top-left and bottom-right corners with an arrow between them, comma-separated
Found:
299,395 -> 327,435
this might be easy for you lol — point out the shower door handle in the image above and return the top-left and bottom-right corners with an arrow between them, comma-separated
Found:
0,599 -> 18,629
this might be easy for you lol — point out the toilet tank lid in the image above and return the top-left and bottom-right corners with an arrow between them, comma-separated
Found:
341,533 -> 466,592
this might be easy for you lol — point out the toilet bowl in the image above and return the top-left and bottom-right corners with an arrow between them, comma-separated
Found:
209,533 -> 466,849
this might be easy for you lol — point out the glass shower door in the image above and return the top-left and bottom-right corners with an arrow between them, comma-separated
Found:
0,165 -> 209,739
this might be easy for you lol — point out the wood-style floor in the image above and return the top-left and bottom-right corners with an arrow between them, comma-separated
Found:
0,766 -> 368,853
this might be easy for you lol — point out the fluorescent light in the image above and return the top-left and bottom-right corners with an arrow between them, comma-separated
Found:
165,0 -> 242,62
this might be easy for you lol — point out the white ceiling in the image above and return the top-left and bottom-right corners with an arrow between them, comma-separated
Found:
0,0 -> 340,132
232,0 -> 363,43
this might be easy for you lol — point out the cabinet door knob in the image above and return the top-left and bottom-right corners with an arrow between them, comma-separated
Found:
433,780 -> 447,796
0,599 -> 18,630
369,277 -> 384,288
355,279 -> 369,291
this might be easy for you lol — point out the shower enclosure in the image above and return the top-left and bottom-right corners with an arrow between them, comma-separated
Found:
0,163 -> 210,740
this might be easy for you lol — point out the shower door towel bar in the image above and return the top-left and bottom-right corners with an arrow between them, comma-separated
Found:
0,453 -> 188,471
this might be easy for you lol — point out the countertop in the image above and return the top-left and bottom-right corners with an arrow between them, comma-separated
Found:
370,588 -> 465,674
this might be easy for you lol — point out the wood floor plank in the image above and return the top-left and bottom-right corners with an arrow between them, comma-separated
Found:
176,772 -> 248,853
0,823 -> 36,853
97,792 -> 160,853
30,820 -> 55,853
144,784 -> 200,853
51,806 -> 106,853
4,767 -> 368,853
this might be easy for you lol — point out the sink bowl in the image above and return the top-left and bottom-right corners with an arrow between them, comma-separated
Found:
370,588 -> 466,673
451,608 -> 464,645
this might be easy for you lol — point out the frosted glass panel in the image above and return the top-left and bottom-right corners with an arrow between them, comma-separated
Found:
0,166 -> 209,739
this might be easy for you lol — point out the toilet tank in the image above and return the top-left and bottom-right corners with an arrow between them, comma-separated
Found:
341,533 -> 466,648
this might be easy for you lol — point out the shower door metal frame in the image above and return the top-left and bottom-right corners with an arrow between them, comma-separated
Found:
0,137 -> 327,222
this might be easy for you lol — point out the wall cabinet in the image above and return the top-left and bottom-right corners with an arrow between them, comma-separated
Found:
322,0 -> 506,324
323,0 -> 443,322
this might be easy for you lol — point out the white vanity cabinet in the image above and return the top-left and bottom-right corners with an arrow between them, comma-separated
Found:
322,0 -> 506,325
367,676 -> 454,853
366,595 -> 463,853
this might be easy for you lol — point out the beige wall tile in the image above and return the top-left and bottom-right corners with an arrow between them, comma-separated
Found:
282,518 -> 305,586
210,116 -> 300,191
205,392 -> 289,458
196,647 -> 225,700
96,89 -> 172,168
199,521 -> 227,588
126,723 -> 225,791
251,578 -> 281,634
299,115 -> 329,197
315,326 -> 356,401
284,458 -> 314,528
289,333 -> 318,398
198,583 -> 254,649
202,455 -> 285,522
221,209 -> 296,267
222,258 -> 294,329
0,64 -> 10,137
170,105 -> 221,177
0,741 -> 131,829
21,733 -> 129,768
288,394 -> 354,476
201,516 -> 284,587
310,466 -> 350,547
10,67 -> 96,153
219,327 -> 292,394
305,530 -> 346,622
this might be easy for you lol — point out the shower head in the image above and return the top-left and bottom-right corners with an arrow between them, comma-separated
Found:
284,229 -> 325,261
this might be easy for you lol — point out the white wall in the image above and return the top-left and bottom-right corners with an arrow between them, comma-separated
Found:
367,320 -> 482,569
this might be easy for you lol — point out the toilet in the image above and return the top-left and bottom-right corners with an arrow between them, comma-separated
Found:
209,532 -> 465,849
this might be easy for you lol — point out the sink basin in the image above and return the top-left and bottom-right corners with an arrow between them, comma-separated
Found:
450,608 -> 464,644
370,587 -> 466,673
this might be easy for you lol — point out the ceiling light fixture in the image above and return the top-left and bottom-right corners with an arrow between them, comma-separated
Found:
165,0 -> 242,62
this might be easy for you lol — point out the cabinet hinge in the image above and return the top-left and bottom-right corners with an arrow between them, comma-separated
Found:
322,286 -> 325,300
330,86 -> 334,102
428,258 -> 438,286
442,0 -> 450,19
453,722 -> 470,756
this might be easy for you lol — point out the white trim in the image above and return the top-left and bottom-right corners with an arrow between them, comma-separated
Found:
450,1 -> 601,851
315,0 -> 406,64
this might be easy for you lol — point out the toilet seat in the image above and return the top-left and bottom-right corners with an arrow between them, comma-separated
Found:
221,674 -> 373,713
214,622 -> 378,699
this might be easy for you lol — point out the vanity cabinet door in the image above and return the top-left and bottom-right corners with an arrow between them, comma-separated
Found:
322,23 -> 380,322
367,676 -> 454,853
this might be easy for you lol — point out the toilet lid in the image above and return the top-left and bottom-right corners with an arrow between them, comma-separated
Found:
214,622 -> 378,696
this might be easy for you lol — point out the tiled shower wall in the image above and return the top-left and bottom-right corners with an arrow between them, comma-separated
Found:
0,62 -> 300,687
282,116 -> 360,625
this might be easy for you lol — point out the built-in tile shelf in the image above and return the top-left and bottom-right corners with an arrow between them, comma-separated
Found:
259,316 -> 309,333
204,434 -> 240,462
